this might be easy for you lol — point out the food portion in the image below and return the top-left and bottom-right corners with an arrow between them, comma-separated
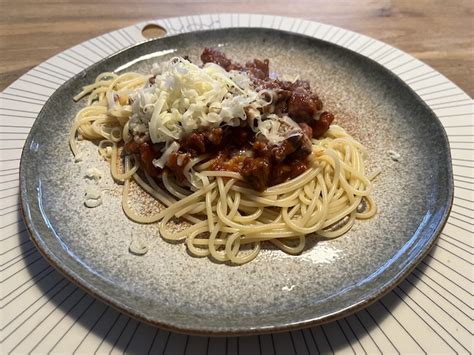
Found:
119,49 -> 333,191
70,49 -> 376,264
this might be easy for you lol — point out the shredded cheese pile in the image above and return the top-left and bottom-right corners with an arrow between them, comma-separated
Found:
128,57 -> 302,151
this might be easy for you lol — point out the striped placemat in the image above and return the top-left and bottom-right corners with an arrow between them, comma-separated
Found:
1,14 -> 472,354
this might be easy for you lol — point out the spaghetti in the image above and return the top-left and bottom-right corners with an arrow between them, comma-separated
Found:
70,50 -> 376,264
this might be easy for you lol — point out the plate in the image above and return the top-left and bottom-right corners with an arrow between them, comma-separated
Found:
20,27 -> 453,335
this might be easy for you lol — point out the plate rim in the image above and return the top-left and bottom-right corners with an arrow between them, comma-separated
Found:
12,15 -> 461,335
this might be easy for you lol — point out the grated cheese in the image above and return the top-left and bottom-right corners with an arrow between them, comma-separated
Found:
257,115 -> 302,146
387,150 -> 401,161
152,141 -> 180,169
128,56 -> 302,148
129,236 -> 149,255
84,187 -> 102,208
85,167 -> 102,180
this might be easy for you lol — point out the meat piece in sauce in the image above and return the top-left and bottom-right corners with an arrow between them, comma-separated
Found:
252,119 -> 313,164
226,126 -> 252,146
179,127 -> 224,156
271,160 -> 308,185
311,111 -> 335,138
298,122 -> 313,140
204,127 -> 223,145
201,48 -> 233,71
287,87 -> 323,123
264,90 -> 292,115
271,135 -> 302,163
289,123 -> 313,160
253,136 -> 272,159
124,141 -> 162,178
180,132 -> 206,155
241,157 -> 271,191
245,59 -> 270,80
201,48 -> 269,80
259,78 -> 324,127
166,152 -> 191,182
289,80 -> 311,91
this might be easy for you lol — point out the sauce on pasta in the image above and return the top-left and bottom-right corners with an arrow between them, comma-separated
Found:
70,49 -> 376,264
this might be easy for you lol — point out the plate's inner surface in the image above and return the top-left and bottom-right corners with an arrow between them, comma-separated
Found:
22,28 -> 451,332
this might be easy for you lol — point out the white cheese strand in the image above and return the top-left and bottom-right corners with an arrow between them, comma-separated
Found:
257,115 -> 302,146
152,141 -> 180,169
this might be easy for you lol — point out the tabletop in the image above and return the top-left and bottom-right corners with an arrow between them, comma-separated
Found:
1,0 -> 473,96
1,2 -> 473,355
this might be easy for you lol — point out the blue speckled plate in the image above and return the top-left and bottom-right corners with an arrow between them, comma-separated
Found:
20,28 -> 453,335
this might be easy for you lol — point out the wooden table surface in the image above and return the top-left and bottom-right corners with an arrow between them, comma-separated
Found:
1,0 -> 473,96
